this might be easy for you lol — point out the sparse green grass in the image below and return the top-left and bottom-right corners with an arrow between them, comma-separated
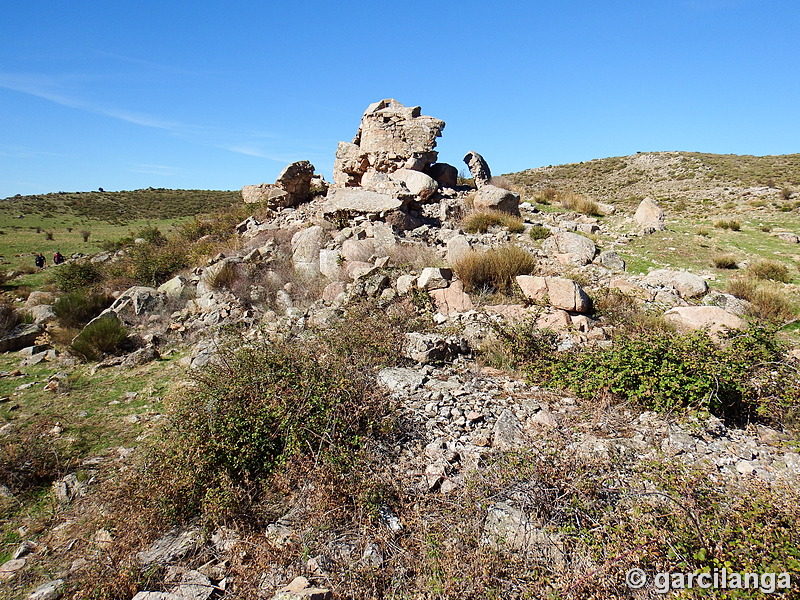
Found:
0,348 -> 186,587
0,351 -> 182,475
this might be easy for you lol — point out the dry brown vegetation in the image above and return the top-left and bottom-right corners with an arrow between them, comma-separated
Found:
711,254 -> 738,269
461,210 -> 525,234
746,259 -> 792,283
727,278 -> 796,323
558,192 -> 601,216
387,243 -> 445,270
453,245 -> 536,294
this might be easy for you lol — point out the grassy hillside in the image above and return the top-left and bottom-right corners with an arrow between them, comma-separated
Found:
0,188 -> 239,283
506,151 -> 800,210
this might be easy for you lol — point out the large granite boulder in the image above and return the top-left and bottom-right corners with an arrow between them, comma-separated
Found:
241,183 -> 289,206
389,168 -> 439,198
542,232 -> 596,266
332,99 -> 445,187
634,198 -> 665,234
427,162 -> 458,188
101,287 -> 166,325
663,306 -> 746,336
291,226 -> 325,276
516,276 -> 592,313
0,323 -> 42,353
644,269 -> 708,298
473,184 -> 520,216
322,188 -> 406,221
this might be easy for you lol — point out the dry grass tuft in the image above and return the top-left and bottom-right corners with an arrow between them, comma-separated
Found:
746,259 -> 791,282
207,261 -> 240,290
559,193 -> 601,216
727,278 -> 796,323
532,187 -> 558,204
387,243 -> 445,270
461,210 -> 525,234
453,245 -> 536,293
711,254 -> 738,269
713,219 -> 741,231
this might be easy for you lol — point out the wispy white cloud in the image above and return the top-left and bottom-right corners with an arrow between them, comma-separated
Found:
91,50 -> 202,76
0,144 -> 67,159
0,71 -> 293,162
0,72 -> 191,133
128,163 -> 183,177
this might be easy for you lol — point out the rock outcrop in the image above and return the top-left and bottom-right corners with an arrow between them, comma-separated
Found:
332,99 -> 445,188
242,160 -> 317,208
463,151 -> 492,187
463,151 -> 520,215
663,306 -> 746,335
643,269 -> 708,298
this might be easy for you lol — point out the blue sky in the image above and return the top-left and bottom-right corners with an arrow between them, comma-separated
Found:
1,0 -> 798,198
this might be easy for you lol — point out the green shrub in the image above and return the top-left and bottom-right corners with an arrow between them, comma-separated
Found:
713,219 -> 741,231
70,315 -> 128,361
746,259 -> 791,283
51,261 -> 104,292
529,225 -> 551,240
547,326 -> 797,424
111,240 -> 189,287
155,335 -> 390,522
461,210 -> 525,234
134,226 -> 168,246
453,245 -> 536,294
99,236 -> 134,252
53,291 -> 112,328
177,209 -> 245,242
590,287 -> 676,334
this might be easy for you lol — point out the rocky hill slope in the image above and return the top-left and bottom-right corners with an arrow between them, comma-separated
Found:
1,101 -> 799,599
506,151 -> 800,210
